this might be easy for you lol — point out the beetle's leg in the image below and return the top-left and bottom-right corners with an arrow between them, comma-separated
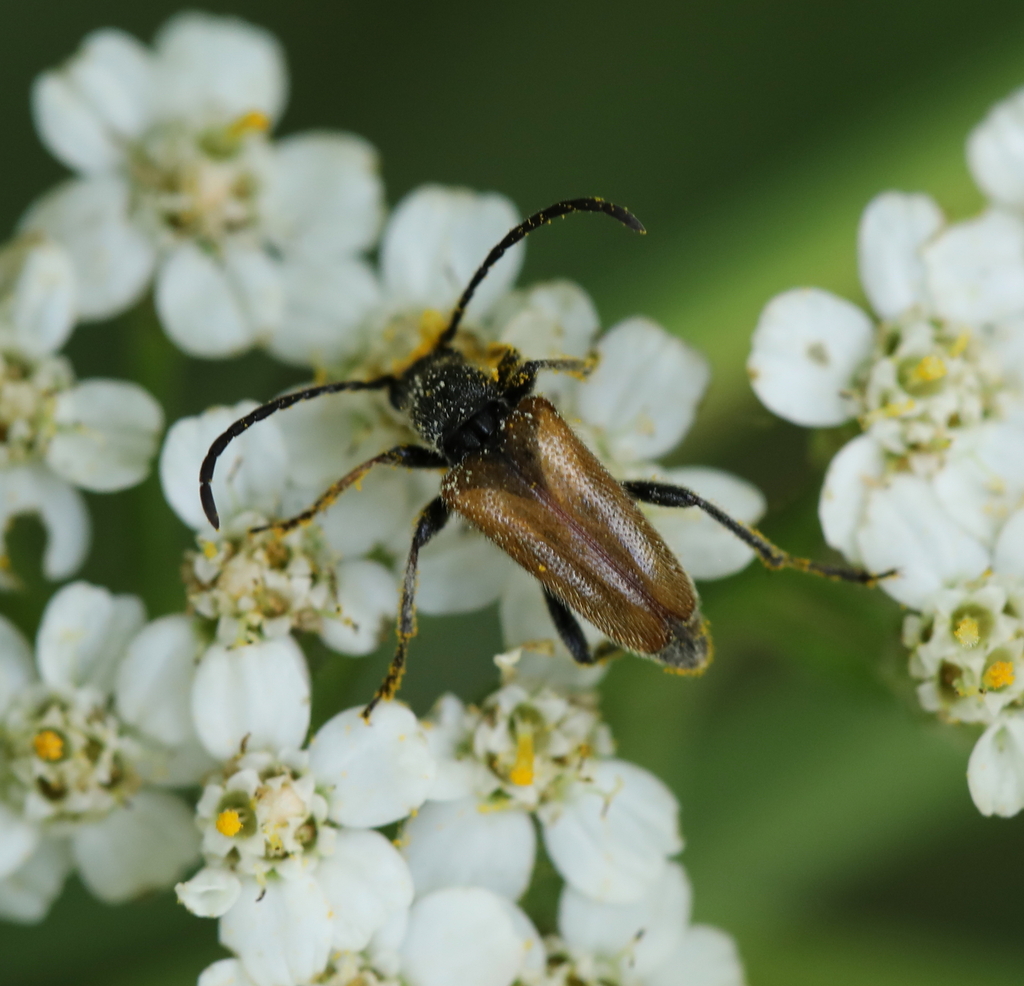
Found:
542,589 -> 597,665
253,445 -> 446,535
502,356 -> 597,396
622,480 -> 890,586
363,497 -> 450,721
200,375 -> 395,529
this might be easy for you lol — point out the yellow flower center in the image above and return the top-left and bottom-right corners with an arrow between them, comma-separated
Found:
953,615 -> 981,648
216,808 -> 244,837
32,729 -> 64,761
228,110 -> 271,137
509,731 -> 535,787
948,331 -> 970,358
983,661 -> 1016,691
909,354 -> 947,384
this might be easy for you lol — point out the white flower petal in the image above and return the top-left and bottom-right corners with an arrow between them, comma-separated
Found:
417,523 -> 513,615
21,176 -> 155,321
267,256 -> 379,368
176,866 -> 242,918
0,239 -> 77,358
748,288 -> 872,427
151,734 -> 218,787
645,924 -> 746,986
46,379 -> 163,492
818,433 -> 885,564
160,401 -> 288,530
994,508 -> 1024,577
272,388 -> 405,495
317,828 -> 414,950
33,28 -> 152,174
968,88 -> 1024,210
643,466 -> 765,581
559,861 -> 693,978
116,613 -> 200,747
221,875 -> 333,986
316,468 -> 415,558
0,465 -> 90,583
540,758 -> 681,904
199,959 -> 256,986
263,131 -> 384,259
191,637 -> 310,760
857,191 -> 944,319
0,614 -> 34,716
968,713 -> 1024,817
72,789 -> 199,903
402,798 -> 535,900
153,12 -> 287,124
856,474 -> 990,608
576,318 -> 709,462
496,280 -> 599,358
382,185 -> 522,317
401,886 -> 525,986
499,567 -> 608,691
933,422 -> 1024,546
310,703 -> 435,828
0,838 -> 71,924
36,580 -> 145,692
0,804 -> 40,881
923,210 -> 1024,325
156,243 -> 283,359
494,280 -> 600,404
423,695 -> 496,801
320,559 -> 398,656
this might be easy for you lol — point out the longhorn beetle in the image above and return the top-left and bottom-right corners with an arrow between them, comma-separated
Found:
200,198 -> 882,717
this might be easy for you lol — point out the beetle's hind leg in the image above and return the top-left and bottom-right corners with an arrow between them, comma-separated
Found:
622,480 -> 889,585
543,590 -> 597,665
363,497 -> 450,721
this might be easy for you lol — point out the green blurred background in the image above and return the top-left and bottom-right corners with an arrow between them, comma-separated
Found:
3,2 -> 1024,984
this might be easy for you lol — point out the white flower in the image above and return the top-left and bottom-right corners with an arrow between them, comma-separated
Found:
403,671 -> 680,905
0,235 -> 162,586
750,194 -> 1019,454
905,572 -> 1024,725
969,85 -> 1024,212
751,191 -> 1024,605
401,887 -> 542,986
177,702 -> 434,986
539,862 -> 746,986
160,402 -> 398,657
0,582 -> 202,920
198,885 -> 541,986
27,13 -> 383,364
967,710 -> 1024,817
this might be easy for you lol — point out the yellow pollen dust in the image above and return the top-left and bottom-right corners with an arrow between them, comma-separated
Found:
200,539 -> 218,560
229,110 -> 271,137
509,731 -> 535,787
983,661 -> 1016,690
954,616 -> 981,648
910,354 -> 947,384
33,729 -> 64,762
216,809 -> 244,837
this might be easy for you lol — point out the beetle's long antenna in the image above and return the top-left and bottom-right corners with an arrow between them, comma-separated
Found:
438,197 -> 645,348
199,376 -> 395,529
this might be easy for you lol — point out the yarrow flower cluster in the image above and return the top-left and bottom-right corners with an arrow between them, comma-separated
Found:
0,9 -> 831,985
747,80 -> 1024,817
0,582 -> 203,920
0,233 -> 162,586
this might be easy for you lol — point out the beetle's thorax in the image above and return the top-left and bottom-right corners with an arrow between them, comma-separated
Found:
389,348 -> 518,462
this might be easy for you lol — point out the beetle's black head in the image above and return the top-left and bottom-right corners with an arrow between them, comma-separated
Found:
389,348 -> 516,461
